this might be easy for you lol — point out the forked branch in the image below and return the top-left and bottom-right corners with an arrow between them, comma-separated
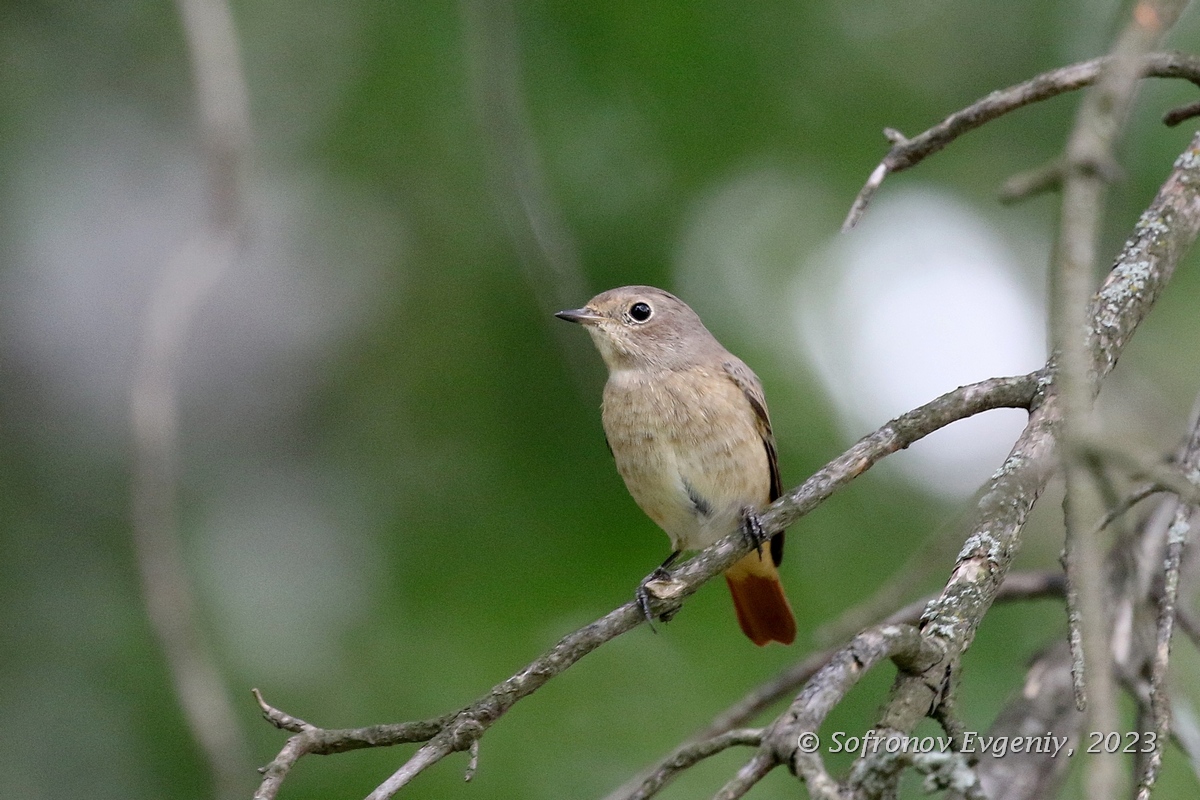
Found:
843,51 -> 1200,230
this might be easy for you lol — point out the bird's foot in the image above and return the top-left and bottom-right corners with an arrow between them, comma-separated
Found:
636,565 -> 685,631
740,507 -> 768,560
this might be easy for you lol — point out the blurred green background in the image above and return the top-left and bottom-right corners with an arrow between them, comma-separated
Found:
4,1 -> 1200,798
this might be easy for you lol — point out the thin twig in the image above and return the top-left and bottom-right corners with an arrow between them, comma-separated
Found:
1098,483 -> 1170,532
712,753 -> 776,800
365,741 -> 457,800
1062,483 -> 1092,712
842,50 -> 1200,230
254,688 -> 314,733
1063,448 -> 1122,712
459,0 -> 593,395
999,158 -> 1067,202
251,690 -> 451,800
620,729 -> 763,800
1084,442 -> 1200,508
1136,405 -> 1200,799
1055,7 -> 1186,799
464,739 -> 480,782
813,512 -> 972,646
1164,98 -> 1200,126
130,2 -> 252,798
1178,605 -> 1200,650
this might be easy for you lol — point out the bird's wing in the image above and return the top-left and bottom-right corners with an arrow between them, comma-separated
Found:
722,359 -> 785,566
721,359 -> 780,501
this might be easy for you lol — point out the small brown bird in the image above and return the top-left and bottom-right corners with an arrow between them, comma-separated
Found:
557,286 -> 796,646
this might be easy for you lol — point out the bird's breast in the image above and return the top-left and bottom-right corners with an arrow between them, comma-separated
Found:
601,367 -> 770,551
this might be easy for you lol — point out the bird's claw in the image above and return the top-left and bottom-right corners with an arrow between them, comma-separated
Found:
636,566 -> 683,632
635,580 -> 660,633
740,507 -> 768,560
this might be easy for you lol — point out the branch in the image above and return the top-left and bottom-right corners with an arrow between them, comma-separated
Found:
760,374 -> 1040,536
1055,9 -> 1186,796
712,571 -> 1063,739
254,373 -> 1041,800
130,2 -> 252,797
750,122 -> 1200,800
951,641 -> 1084,800
842,51 -> 1200,230
606,571 -> 1064,800
251,690 -> 452,800
864,123 -> 1200,788
1083,442 -> 1200,509
1136,402 -> 1200,799
755,624 -> 944,800
620,729 -> 764,800
1163,98 -> 1200,126
1095,482 -> 1170,533
459,0 -> 594,396
955,401 -> 1200,800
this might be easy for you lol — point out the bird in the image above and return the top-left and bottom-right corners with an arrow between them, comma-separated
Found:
556,285 -> 796,646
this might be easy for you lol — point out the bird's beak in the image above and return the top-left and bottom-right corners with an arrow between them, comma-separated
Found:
555,307 -> 604,325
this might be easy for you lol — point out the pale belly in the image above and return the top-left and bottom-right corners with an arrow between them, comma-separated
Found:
601,367 -> 770,552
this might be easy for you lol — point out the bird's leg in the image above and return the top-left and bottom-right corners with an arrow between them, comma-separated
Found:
652,549 -> 681,579
636,550 -> 681,630
740,506 -> 768,560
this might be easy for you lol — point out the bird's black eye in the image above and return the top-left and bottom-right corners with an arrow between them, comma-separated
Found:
629,302 -> 653,323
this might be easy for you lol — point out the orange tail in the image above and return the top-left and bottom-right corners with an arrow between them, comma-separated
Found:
724,550 -> 796,646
